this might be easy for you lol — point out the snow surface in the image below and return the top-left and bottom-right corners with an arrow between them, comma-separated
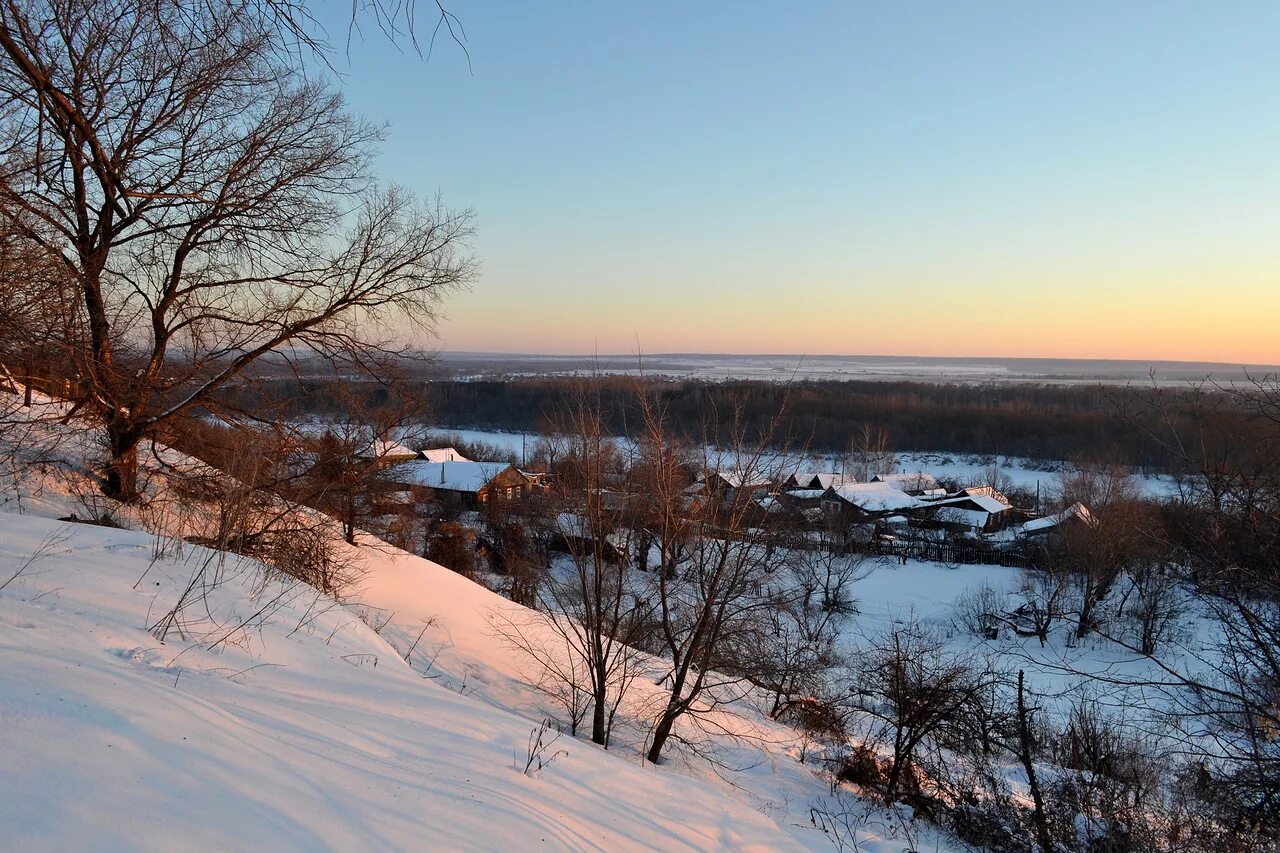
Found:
386,460 -> 508,492
422,428 -> 1181,499
0,514 -> 808,851
1,395 -> 1208,852
0,394 -> 948,852
825,482 -> 926,512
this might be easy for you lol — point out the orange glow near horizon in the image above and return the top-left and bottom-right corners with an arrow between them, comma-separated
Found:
434,263 -> 1280,366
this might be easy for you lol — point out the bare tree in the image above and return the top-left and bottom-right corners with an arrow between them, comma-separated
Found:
293,379 -> 426,544
1015,670 -> 1054,853
493,379 -> 650,748
1060,375 -> 1280,837
167,421 -> 366,596
1053,460 -> 1151,640
756,548 -> 868,720
847,617 -> 996,804
1115,559 -> 1183,656
638,390 -> 795,764
1015,565 -> 1068,647
0,0 -> 473,501
0,217 -> 83,406
843,422 -> 896,483
981,462 -> 1016,497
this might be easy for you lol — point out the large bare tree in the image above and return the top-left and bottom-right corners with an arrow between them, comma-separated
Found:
0,0 -> 473,500
637,392 -> 796,764
494,379 -> 652,747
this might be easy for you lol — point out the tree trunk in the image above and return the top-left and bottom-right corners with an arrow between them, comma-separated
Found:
591,690 -> 608,747
1017,670 -> 1054,853
885,730 -> 909,803
22,354 -> 32,407
646,708 -> 678,764
344,492 -> 357,544
1076,591 -> 1094,639
885,760 -> 902,803
104,422 -> 140,502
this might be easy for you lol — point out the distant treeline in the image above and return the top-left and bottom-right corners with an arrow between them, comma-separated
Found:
421,379 -> 1172,468
216,376 -> 1264,473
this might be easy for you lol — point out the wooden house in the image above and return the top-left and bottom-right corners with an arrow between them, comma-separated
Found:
1017,502 -> 1094,538
821,481 -> 928,524
921,492 -> 1017,534
418,447 -> 472,463
870,472 -> 945,497
386,461 -> 548,511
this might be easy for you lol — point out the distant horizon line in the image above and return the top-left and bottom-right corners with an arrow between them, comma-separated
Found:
435,351 -> 1280,370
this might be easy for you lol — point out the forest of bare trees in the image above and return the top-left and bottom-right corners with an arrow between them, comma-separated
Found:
212,373 -> 1279,475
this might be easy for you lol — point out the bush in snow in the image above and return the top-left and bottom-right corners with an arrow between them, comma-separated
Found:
952,581 -> 1010,640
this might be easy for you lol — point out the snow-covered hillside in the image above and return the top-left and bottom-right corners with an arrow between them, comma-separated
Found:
0,399 -> 952,851
5,393 -> 1215,851
1,513 -> 818,850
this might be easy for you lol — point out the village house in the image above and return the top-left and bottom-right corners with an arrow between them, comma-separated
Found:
920,492 -> 1019,534
779,487 -> 828,514
417,447 -> 472,463
686,470 -> 774,509
821,481 -> 928,524
784,471 -> 844,491
953,484 -> 1012,505
386,460 -> 548,510
1016,501 -> 1094,538
550,512 -> 626,563
870,471 -> 946,497
357,438 -> 419,464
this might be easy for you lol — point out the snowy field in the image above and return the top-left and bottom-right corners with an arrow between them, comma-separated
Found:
438,353 -> 1278,386
425,426 -> 1181,499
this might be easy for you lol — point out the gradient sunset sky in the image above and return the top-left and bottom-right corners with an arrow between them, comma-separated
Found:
331,2 -> 1280,363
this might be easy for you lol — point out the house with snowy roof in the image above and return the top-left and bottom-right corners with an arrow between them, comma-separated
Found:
820,481 -> 928,522
784,471 -> 844,491
870,471 -> 945,497
417,447 -> 472,463
357,438 -> 419,463
687,470 -> 774,507
386,460 -> 547,510
1017,502 -> 1094,538
954,484 -> 1012,505
918,488 -> 1019,534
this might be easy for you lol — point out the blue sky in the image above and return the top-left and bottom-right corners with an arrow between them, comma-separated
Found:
323,2 -> 1280,362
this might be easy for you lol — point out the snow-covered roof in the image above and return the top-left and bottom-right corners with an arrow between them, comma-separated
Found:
789,472 -> 844,490
706,471 -> 772,490
785,488 -> 827,500
1019,502 -> 1094,535
824,482 -> 925,512
387,461 -> 510,493
958,485 -> 1011,504
361,438 -> 418,459
418,447 -> 472,463
934,507 -> 990,529
755,495 -> 783,512
554,512 -> 600,540
930,494 -> 1011,514
871,472 -> 942,493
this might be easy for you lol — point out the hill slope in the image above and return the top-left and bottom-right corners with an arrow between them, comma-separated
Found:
0,512 -> 812,850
